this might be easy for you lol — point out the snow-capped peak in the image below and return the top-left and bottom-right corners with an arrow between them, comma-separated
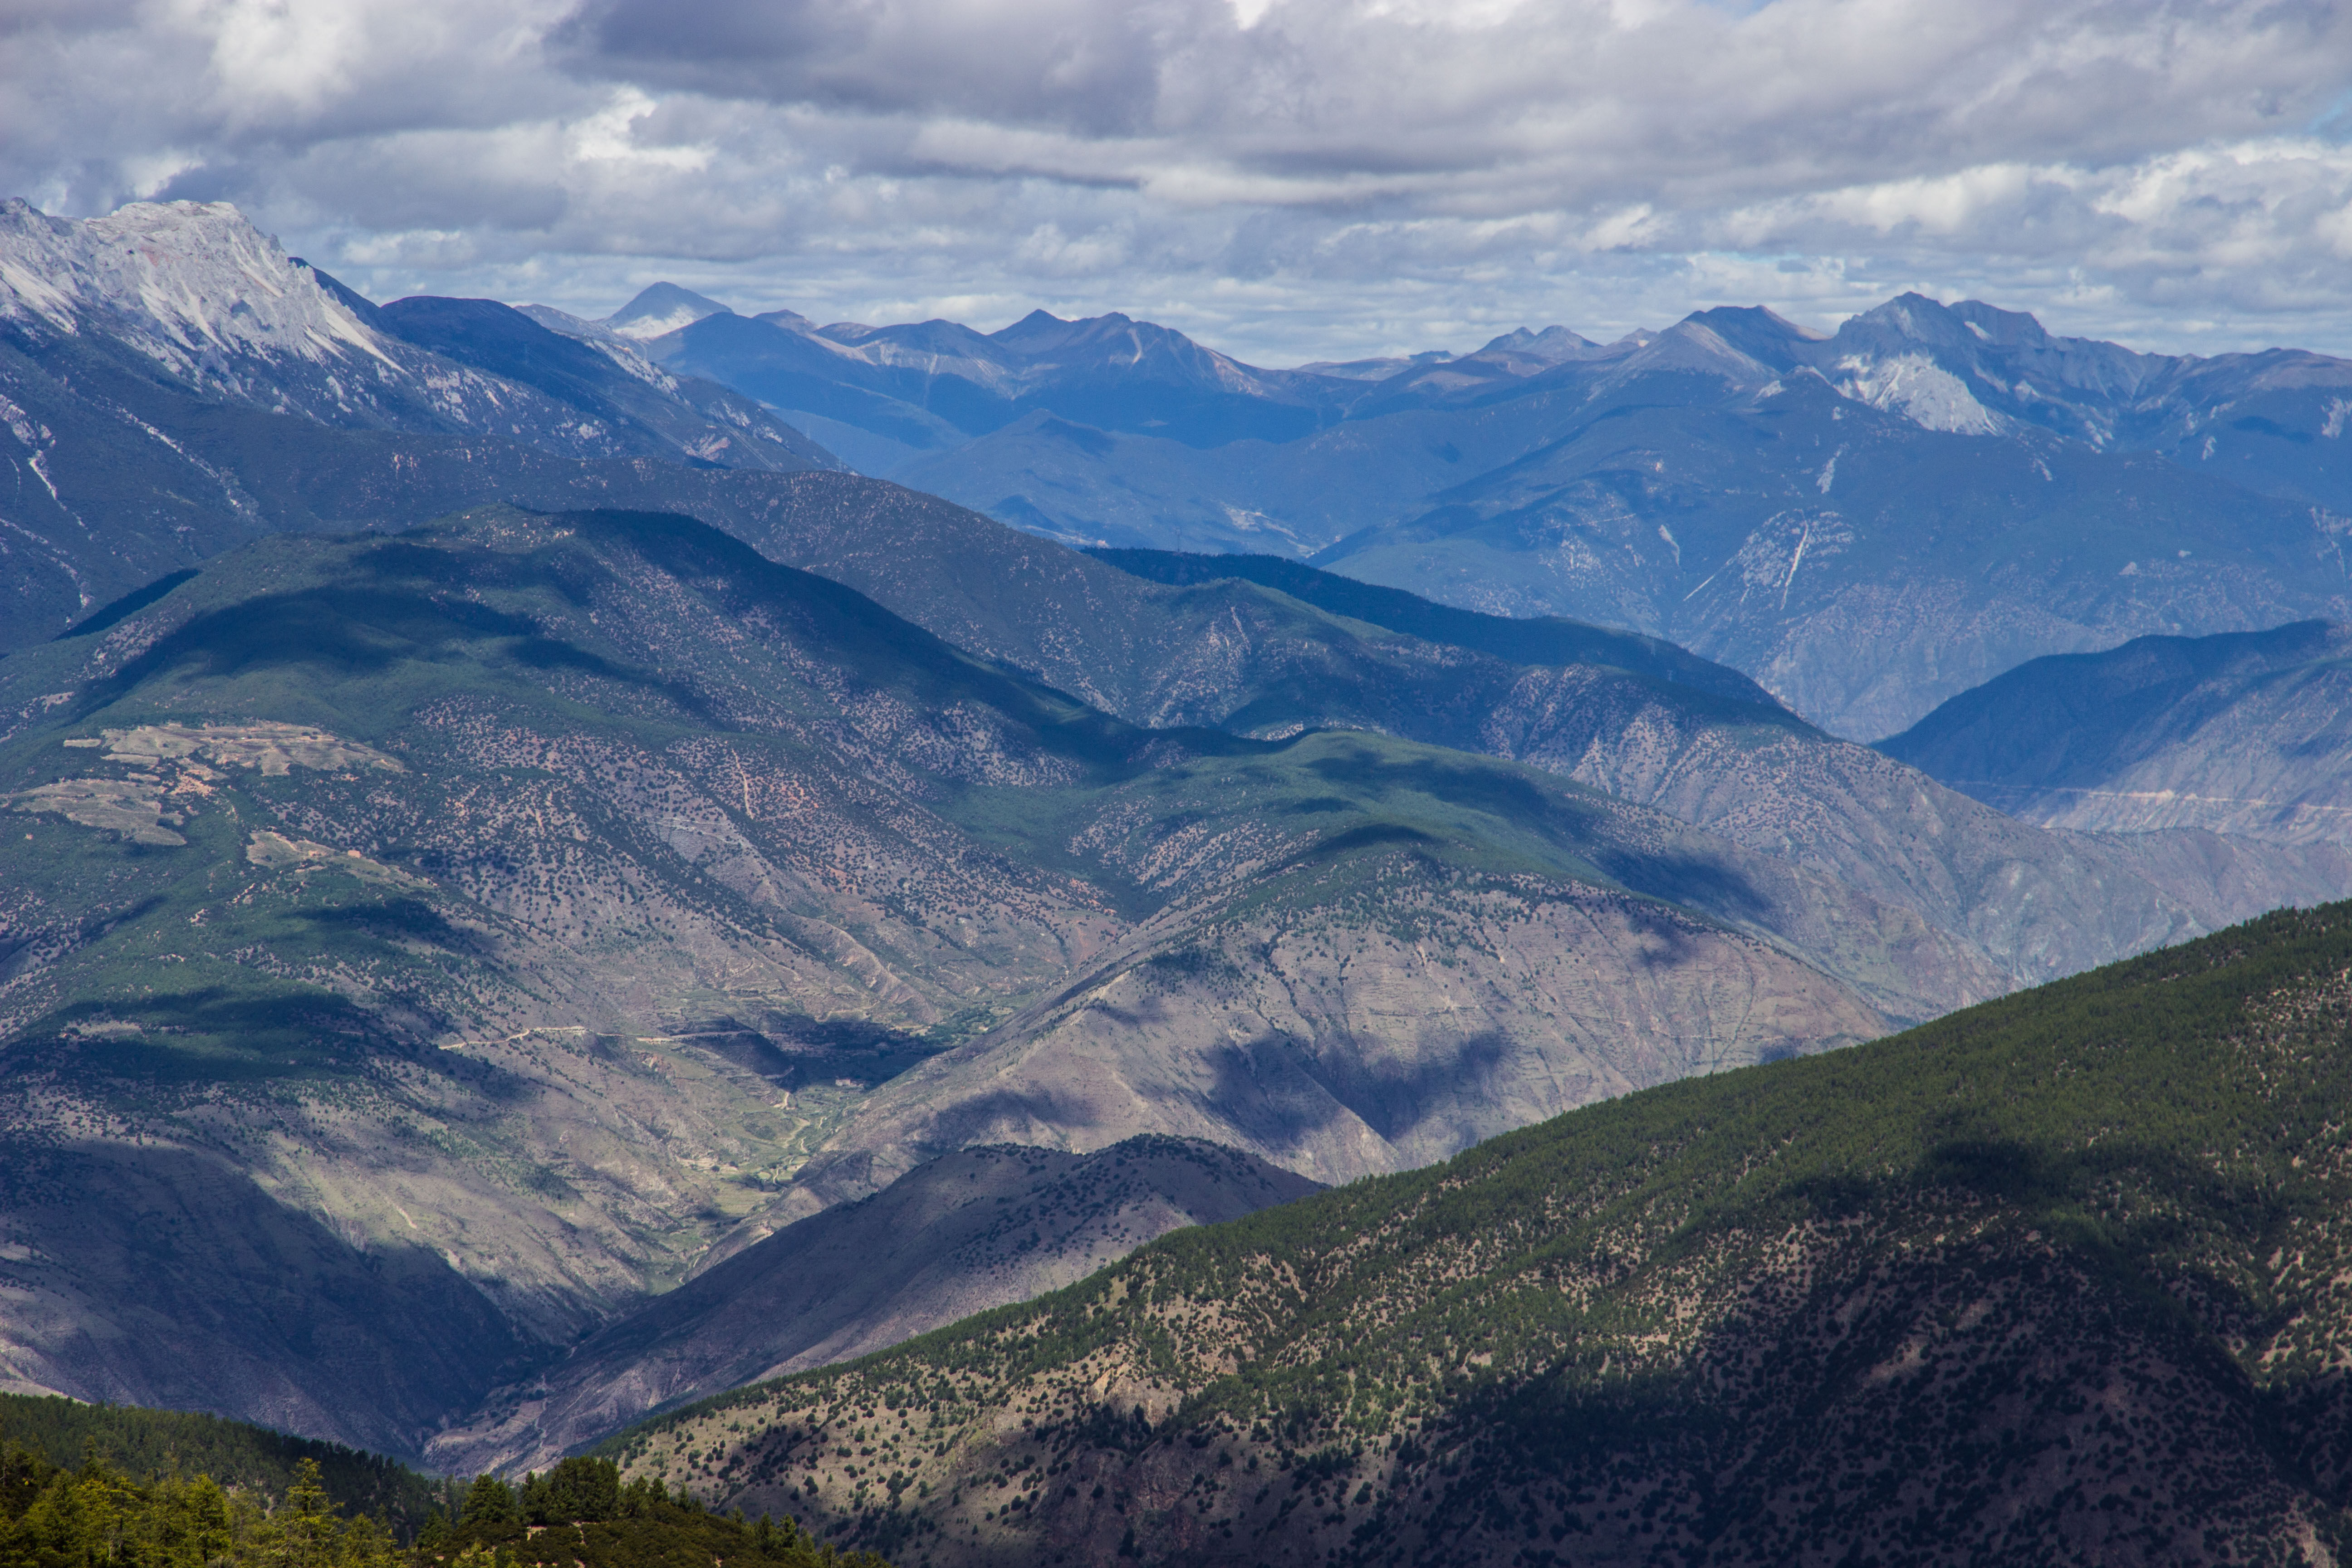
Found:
605,282 -> 733,340
0,198 -> 394,375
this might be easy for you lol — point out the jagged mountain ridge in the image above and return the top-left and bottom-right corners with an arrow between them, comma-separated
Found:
603,901 -> 2352,1568
623,275 -> 2352,736
15,196 -> 2352,737
1315,367 -> 2351,737
0,199 -> 838,650
1881,619 -> 2352,844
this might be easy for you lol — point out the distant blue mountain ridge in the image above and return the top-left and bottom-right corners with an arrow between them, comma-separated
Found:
5,191 -> 2352,737
567,281 -> 2352,737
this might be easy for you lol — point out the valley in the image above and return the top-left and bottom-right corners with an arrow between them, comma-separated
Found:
0,505 -> 1906,1456
7,193 -> 2352,1568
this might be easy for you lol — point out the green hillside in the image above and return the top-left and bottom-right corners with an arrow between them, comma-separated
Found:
608,900 -> 2352,1565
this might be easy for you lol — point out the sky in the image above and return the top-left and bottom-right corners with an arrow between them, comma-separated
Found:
6,0 -> 2352,366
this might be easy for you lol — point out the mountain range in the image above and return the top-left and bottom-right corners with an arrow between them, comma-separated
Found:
15,196 -> 2352,739
607,281 -> 2352,739
10,193 -> 2352,1530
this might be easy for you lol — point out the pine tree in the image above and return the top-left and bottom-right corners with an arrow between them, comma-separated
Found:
458,1478 -> 517,1528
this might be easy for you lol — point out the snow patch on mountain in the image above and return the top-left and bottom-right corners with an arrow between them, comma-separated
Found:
1834,353 -> 2007,436
607,283 -> 733,340
0,198 -> 393,377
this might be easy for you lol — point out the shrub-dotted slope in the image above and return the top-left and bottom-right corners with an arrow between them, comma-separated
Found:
614,901 -> 2352,1567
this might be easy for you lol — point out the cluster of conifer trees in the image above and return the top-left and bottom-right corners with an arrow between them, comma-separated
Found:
0,1395 -> 438,1534
0,1446 -> 401,1568
417,1457 -> 885,1568
0,1443 -> 883,1568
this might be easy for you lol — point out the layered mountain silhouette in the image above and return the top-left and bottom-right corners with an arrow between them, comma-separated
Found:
14,198 -> 2352,736
10,196 -> 2352,1499
598,280 -> 2352,737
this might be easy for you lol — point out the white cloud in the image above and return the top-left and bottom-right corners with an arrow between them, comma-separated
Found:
568,88 -> 713,171
5,0 -> 2352,362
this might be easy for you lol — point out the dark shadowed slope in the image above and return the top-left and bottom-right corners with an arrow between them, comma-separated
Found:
0,1392 -> 443,1529
1882,619 -> 2352,844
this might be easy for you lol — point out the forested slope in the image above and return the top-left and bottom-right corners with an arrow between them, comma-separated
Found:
0,1440 -> 887,1568
609,900 -> 2352,1567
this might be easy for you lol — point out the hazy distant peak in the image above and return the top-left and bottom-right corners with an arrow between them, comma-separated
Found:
606,281 -> 733,339
1620,316 -> 1787,382
990,308 -> 1076,350
755,305 -> 816,332
1474,324 -> 1601,362
995,309 -> 1167,360
516,302 -> 621,344
1825,291 -> 2160,440
1842,292 -> 2005,351
1295,348 -> 1458,380
1945,298 -> 2054,348
1675,305 -> 1830,374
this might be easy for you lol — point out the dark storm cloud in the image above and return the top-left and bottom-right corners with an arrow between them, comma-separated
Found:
561,0 -> 1184,135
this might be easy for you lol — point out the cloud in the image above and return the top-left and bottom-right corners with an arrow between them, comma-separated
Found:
4,0 -> 2352,362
